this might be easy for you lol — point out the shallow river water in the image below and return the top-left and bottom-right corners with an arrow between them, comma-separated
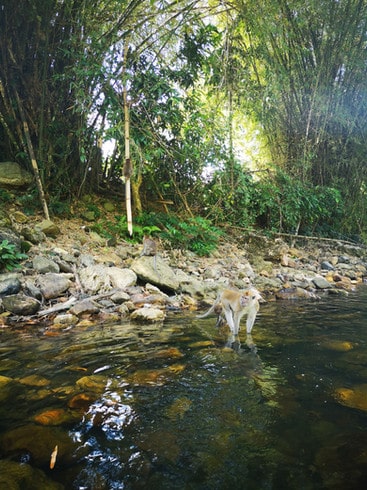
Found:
1,287 -> 367,489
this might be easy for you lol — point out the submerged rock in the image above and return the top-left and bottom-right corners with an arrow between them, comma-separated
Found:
0,424 -> 78,467
334,384 -> 367,411
0,459 -> 63,489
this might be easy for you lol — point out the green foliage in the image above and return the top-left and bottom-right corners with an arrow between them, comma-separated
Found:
0,189 -> 12,203
0,240 -> 27,271
91,214 -> 161,243
203,162 -> 255,228
17,191 -> 40,216
136,212 -> 221,255
158,214 -> 222,256
250,169 -> 344,235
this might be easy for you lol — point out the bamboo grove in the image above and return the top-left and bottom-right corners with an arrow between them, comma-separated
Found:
1,0 -> 367,240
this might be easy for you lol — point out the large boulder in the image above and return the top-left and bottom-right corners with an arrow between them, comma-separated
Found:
0,161 -> 33,189
78,264 -> 137,294
131,256 -> 180,292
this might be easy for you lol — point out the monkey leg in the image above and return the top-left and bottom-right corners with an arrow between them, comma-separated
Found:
223,308 -> 236,334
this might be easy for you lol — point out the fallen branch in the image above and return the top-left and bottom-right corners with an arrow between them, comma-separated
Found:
37,289 -> 120,317
273,232 -> 365,248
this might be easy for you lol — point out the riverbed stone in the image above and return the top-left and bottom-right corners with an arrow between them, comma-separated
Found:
32,255 -> 60,273
0,459 -> 63,490
312,275 -> 333,289
334,384 -> 367,411
69,299 -> 100,316
0,228 -> 22,252
78,264 -> 137,294
130,306 -> 166,323
1,293 -> 40,315
0,424 -> 78,467
131,256 -> 180,292
36,273 -> 73,299
0,274 -> 21,296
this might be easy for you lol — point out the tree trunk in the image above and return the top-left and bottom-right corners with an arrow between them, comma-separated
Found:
15,91 -> 50,220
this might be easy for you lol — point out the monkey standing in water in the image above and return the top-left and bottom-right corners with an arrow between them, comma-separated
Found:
140,235 -> 157,270
197,288 -> 263,335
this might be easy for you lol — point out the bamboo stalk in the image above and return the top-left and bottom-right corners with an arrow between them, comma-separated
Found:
15,90 -> 50,220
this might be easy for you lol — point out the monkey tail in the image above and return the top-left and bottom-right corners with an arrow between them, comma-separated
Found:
196,293 -> 220,319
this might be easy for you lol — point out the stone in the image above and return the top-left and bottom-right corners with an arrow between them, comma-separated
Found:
34,408 -> 76,426
131,256 -> 179,292
21,225 -> 46,244
334,384 -> 367,411
0,424 -> 78,467
130,306 -> 166,323
79,264 -> 137,294
275,287 -> 319,300
36,273 -> 73,299
1,293 -> 40,315
19,374 -> 49,386
0,459 -> 63,489
53,313 -> 78,325
320,261 -> 334,271
0,209 -> 11,227
35,219 -> 60,237
0,161 -> 33,189
0,274 -> 21,296
312,275 -> 333,289
69,299 -> 100,316
32,255 -> 60,273
0,228 -> 22,252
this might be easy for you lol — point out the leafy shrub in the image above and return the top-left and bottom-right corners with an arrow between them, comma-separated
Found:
153,214 -> 222,256
0,240 -> 28,271
91,214 -> 160,243
250,169 -> 344,235
203,163 -> 254,228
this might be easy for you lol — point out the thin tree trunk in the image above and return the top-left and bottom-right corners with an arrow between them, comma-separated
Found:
15,90 -> 50,220
122,41 -> 133,236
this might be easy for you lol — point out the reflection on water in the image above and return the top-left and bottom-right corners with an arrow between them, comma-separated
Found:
1,288 -> 367,488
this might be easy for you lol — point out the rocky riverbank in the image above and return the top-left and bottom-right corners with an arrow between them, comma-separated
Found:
1,211 -> 367,329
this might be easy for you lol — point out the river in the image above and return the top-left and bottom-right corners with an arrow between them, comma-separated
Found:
1,287 -> 367,489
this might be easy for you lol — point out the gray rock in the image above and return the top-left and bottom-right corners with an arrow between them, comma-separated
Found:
79,264 -> 137,294
0,228 -> 22,252
110,290 -> 131,304
312,275 -> 333,289
275,287 -> 319,300
36,273 -> 73,299
130,306 -> 166,323
35,219 -> 60,237
32,255 -> 60,273
0,274 -> 21,296
69,299 -> 100,316
131,256 -> 179,292
174,269 -> 207,297
2,293 -> 40,315
321,261 -> 334,271
22,279 -> 42,300
21,226 -> 46,244
0,162 -> 33,189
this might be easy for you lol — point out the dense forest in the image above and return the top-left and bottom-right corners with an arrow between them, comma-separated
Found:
1,0 -> 367,244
